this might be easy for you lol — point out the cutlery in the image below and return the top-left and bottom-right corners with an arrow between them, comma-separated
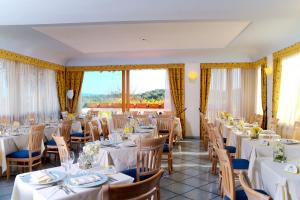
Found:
36,182 -> 58,190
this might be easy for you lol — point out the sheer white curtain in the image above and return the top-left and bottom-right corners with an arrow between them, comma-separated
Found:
277,53 -> 300,138
0,58 -> 59,123
255,67 -> 263,114
207,68 -> 257,121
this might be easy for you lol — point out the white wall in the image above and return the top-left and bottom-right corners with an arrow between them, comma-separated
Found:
184,63 -> 200,138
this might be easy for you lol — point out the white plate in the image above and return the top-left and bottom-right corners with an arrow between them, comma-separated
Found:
21,170 -> 66,185
68,172 -> 108,188
280,139 -> 300,145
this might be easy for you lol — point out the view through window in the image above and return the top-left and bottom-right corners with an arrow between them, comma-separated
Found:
80,69 -> 169,113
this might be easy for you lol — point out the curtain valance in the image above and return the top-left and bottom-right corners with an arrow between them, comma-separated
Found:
66,63 -> 184,72
0,49 -> 64,71
201,62 -> 255,69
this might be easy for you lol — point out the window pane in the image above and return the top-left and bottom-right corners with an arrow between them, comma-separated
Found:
129,69 -> 168,112
81,71 -> 122,113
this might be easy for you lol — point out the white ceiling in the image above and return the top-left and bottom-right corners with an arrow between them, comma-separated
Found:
0,0 -> 300,65
33,21 -> 249,53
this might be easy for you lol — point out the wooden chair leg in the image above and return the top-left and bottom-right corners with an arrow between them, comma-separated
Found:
6,161 -> 10,180
29,161 -> 32,172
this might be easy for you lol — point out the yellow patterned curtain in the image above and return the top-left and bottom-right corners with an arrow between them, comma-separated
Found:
168,68 -> 185,136
200,68 -> 211,114
272,57 -> 282,118
65,71 -> 84,113
260,61 -> 268,129
56,70 -> 66,112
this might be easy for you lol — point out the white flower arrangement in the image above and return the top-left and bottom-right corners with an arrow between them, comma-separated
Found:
83,143 -> 100,156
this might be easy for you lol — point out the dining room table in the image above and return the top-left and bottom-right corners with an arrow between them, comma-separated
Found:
240,137 -> 300,200
11,164 -> 134,200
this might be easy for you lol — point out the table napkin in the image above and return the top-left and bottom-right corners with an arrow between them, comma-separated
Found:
69,174 -> 101,185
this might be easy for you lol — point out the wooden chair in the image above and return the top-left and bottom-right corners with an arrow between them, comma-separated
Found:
122,136 -> 167,182
88,120 -> 101,141
6,124 -> 45,180
52,135 -> 69,160
292,121 -> 300,140
162,120 -> 176,174
144,111 -> 158,117
163,111 -> 176,117
88,110 -> 99,118
269,118 -> 279,132
45,120 -> 72,160
130,111 -> 140,117
101,117 -> 110,139
239,171 -> 272,200
101,169 -> 164,200
27,113 -> 37,125
135,115 -> 151,126
112,114 -> 129,130
61,111 -> 68,120
157,116 -> 173,135
71,119 -> 91,151
255,114 -> 263,128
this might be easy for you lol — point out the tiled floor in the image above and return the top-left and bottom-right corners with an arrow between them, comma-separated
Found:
0,139 -> 221,200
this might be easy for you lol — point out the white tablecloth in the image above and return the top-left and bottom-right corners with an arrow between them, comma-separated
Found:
240,138 -> 300,200
11,165 -> 134,200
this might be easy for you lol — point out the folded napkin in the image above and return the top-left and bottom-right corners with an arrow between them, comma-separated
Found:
30,171 -> 54,184
70,174 -> 101,185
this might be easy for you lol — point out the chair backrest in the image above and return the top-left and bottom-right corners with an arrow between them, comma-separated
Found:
52,135 -> 69,159
89,110 -> 99,118
130,111 -> 140,117
163,111 -> 176,117
101,169 -> 164,200
144,111 -> 158,117
27,113 -> 37,125
215,148 -> 235,200
156,117 -> 173,132
88,121 -> 101,141
134,136 -> 167,182
60,120 -> 72,143
28,124 -> 45,153
167,120 -> 176,151
83,118 -> 91,135
255,114 -> 263,127
112,114 -> 129,129
293,121 -> 300,140
212,127 -> 225,149
269,118 -> 279,132
135,115 -> 151,126
101,117 -> 110,138
239,171 -> 272,200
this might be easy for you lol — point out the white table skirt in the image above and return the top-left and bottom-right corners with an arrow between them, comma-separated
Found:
11,165 -> 134,200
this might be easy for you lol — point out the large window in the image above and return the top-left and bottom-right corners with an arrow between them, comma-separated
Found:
277,53 -> 300,137
207,68 -> 257,121
81,71 -> 122,112
0,59 -> 59,122
80,69 -> 170,113
129,69 -> 168,111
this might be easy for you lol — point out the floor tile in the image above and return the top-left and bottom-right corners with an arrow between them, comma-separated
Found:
183,188 -> 218,200
160,188 -> 177,200
168,172 -> 191,182
181,177 -> 210,187
199,182 -> 220,194
164,182 -> 194,194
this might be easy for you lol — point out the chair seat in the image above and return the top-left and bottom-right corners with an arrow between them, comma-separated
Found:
121,168 -> 154,182
71,132 -> 85,137
163,143 -> 169,153
232,159 -> 249,170
225,146 -> 236,154
7,150 -> 40,159
45,139 -> 56,146
223,189 -> 269,200
224,189 -> 247,200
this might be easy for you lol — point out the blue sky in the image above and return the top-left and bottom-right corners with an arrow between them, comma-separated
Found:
82,70 -> 166,95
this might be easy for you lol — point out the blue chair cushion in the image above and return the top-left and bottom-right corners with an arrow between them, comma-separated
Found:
223,189 -> 247,200
7,150 -> 40,158
223,189 -> 269,200
121,168 -> 154,182
163,143 -> 169,153
232,159 -> 249,170
71,132 -> 84,137
45,139 -> 56,146
225,146 -> 236,154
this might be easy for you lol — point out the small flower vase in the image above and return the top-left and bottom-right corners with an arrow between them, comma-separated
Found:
273,142 -> 287,163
